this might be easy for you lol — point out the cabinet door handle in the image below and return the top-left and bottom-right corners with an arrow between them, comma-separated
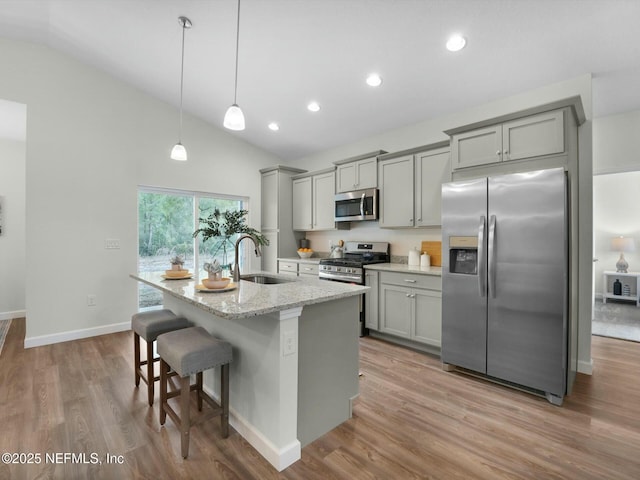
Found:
504,149 -> 508,155
496,150 -> 501,155
404,279 -> 417,283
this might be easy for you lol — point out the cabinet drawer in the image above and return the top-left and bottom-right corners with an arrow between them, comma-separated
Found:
298,263 -> 319,276
380,271 -> 441,291
278,261 -> 299,274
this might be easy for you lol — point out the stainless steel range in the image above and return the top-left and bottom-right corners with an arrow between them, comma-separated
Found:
319,241 -> 389,336
319,241 -> 389,284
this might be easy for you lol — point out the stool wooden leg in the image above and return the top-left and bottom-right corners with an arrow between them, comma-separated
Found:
196,372 -> 203,412
180,376 -> 191,458
159,359 -> 168,425
221,363 -> 229,438
146,339 -> 154,406
134,333 -> 141,387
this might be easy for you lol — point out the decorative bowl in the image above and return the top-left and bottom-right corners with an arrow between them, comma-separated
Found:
165,269 -> 189,277
202,277 -> 231,289
297,250 -> 313,258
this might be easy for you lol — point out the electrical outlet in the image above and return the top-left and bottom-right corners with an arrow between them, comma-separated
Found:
282,330 -> 296,356
104,238 -> 120,249
87,294 -> 97,306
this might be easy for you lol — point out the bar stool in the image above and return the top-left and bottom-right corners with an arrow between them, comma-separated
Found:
157,326 -> 232,458
132,309 -> 191,406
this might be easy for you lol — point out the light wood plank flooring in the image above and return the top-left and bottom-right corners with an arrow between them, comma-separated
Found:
1,317 -> 639,479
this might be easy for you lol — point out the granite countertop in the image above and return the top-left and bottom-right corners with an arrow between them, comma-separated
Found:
131,271 -> 368,320
364,263 -> 442,276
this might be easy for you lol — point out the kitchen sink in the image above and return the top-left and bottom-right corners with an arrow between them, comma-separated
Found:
240,274 -> 293,285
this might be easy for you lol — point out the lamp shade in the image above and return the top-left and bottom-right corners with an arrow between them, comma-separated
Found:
611,236 -> 635,253
170,142 -> 187,161
224,104 -> 245,131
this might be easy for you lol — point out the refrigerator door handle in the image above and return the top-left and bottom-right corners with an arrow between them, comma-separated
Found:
478,215 -> 487,297
488,215 -> 497,298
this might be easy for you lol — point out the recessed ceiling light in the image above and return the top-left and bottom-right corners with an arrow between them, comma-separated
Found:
446,34 -> 466,52
366,73 -> 383,87
307,101 -> 321,112
268,122 -> 279,131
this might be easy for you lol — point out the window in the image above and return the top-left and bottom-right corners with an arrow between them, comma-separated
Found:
137,187 -> 248,308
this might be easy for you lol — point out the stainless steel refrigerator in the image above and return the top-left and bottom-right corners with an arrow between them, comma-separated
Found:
441,167 -> 568,405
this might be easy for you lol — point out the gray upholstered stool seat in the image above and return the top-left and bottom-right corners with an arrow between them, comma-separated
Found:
157,326 -> 233,458
131,309 -> 191,406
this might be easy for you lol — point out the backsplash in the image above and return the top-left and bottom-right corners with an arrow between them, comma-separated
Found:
304,220 -> 441,259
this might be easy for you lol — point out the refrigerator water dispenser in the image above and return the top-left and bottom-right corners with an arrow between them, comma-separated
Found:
448,236 -> 478,275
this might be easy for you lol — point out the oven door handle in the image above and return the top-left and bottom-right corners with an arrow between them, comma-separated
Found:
360,193 -> 365,217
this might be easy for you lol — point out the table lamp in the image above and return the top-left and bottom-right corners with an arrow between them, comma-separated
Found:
611,236 -> 635,273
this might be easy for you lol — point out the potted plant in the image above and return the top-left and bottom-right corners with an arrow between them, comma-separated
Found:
169,254 -> 185,271
193,208 -> 269,272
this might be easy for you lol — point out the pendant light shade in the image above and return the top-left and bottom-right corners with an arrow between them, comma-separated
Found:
170,142 -> 187,161
224,104 -> 245,130
224,0 -> 245,131
171,16 -> 192,161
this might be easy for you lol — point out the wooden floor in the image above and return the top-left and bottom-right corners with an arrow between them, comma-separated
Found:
1,318 -> 639,479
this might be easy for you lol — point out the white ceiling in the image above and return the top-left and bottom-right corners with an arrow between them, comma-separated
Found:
1,0 -> 639,160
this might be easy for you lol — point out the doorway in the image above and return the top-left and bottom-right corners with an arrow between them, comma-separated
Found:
592,171 -> 640,342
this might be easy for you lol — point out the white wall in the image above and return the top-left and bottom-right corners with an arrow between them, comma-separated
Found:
0,37 -> 281,345
593,109 -> 640,174
0,135 -> 26,317
296,74 -> 594,374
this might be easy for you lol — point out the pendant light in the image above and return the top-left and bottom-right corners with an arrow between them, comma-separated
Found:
224,0 -> 245,131
170,16 -> 192,161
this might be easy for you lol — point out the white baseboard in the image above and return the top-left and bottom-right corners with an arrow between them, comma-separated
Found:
203,385 -> 301,471
578,359 -> 593,375
24,321 -> 131,348
0,310 -> 26,321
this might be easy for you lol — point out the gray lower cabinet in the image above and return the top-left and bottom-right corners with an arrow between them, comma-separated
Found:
378,271 -> 442,347
278,260 -> 299,276
277,259 -> 319,278
364,270 -> 379,330
298,263 -> 319,277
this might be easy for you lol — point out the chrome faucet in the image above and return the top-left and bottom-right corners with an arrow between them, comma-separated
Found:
233,234 -> 262,282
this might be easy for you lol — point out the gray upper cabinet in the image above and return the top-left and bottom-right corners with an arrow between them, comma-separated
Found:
292,176 -> 313,231
450,110 -> 565,170
378,155 -> 414,228
312,171 -> 336,230
260,166 -> 307,272
292,169 -> 336,231
415,147 -> 451,227
334,150 -> 386,193
378,142 -> 451,228
336,157 -> 377,192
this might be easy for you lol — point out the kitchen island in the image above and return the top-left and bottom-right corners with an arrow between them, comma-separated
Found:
131,271 -> 367,471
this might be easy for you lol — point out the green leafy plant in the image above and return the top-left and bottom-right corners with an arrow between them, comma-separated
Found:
193,209 -> 269,268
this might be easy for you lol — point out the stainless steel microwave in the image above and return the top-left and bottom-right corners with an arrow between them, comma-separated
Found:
334,188 -> 378,222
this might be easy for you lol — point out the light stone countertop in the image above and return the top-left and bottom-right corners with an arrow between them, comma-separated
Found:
364,263 -> 443,276
131,271 -> 368,320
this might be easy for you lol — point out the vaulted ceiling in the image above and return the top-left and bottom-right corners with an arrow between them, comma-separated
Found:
1,0 -> 639,159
